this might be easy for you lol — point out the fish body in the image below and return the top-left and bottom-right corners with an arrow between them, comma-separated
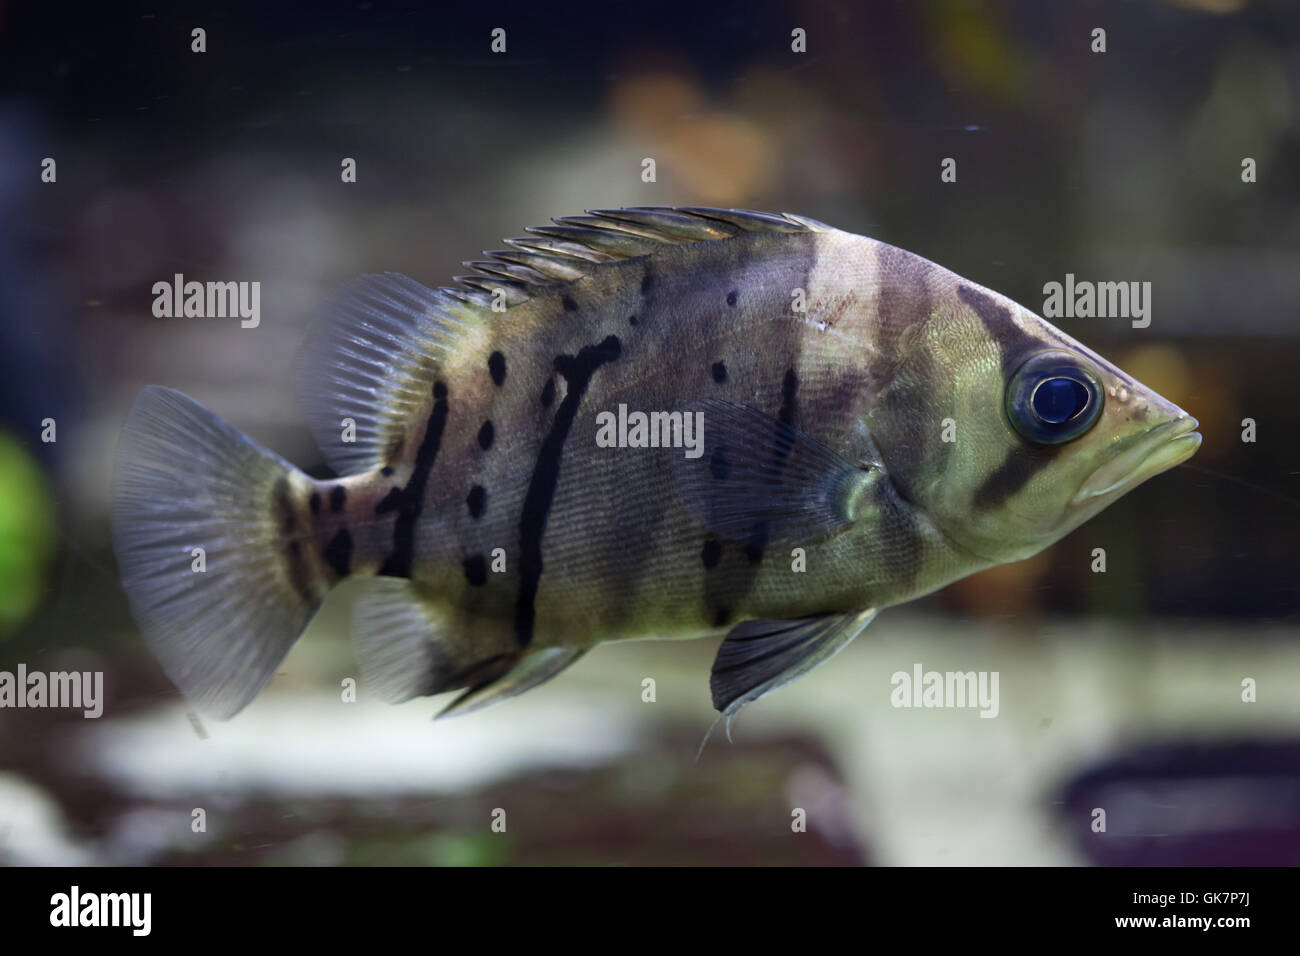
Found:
112,207 -> 1200,719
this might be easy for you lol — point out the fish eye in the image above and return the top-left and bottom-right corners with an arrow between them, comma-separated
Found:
1005,351 -> 1104,444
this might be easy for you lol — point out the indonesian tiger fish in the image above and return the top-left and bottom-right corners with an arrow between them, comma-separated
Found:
112,206 -> 1201,721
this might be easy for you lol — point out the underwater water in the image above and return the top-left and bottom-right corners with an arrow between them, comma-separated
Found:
1,0 -> 1299,869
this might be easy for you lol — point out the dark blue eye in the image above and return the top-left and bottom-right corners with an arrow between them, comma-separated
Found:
1006,352 -> 1104,444
1031,377 -> 1090,424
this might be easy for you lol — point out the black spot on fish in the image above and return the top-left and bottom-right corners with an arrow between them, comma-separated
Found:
973,444 -> 1061,511
640,273 -> 653,296
726,289 -> 738,307
463,554 -> 488,587
324,528 -> 354,577
467,484 -> 486,519
380,466 -> 394,477
488,350 -> 507,386
710,446 -> 731,481
562,295 -> 578,312
516,335 -> 622,647
309,492 -> 320,515
713,606 -> 732,627
478,420 -> 495,451
778,368 -> 799,426
329,485 -> 346,514
376,383 -> 449,578
712,361 -> 728,384
540,379 -> 555,407
628,314 -> 638,326
701,538 -> 722,569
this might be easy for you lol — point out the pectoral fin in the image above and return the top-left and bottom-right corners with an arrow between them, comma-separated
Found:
710,609 -> 878,715
673,398 -> 881,544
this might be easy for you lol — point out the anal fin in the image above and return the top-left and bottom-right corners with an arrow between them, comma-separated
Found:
710,609 -> 877,715
353,578 -> 514,703
437,647 -> 588,719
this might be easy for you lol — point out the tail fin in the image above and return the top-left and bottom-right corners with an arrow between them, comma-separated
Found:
112,386 -> 324,718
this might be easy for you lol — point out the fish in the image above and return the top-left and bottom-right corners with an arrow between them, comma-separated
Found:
111,206 -> 1201,720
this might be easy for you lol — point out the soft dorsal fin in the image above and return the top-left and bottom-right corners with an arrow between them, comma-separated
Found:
295,274 -> 473,475
296,208 -> 827,474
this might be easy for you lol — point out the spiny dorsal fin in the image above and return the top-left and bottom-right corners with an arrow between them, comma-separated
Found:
467,206 -> 827,303
297,208 -> 827,474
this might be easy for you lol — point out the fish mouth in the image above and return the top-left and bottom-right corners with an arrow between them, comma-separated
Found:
1072,415 -> 1201,505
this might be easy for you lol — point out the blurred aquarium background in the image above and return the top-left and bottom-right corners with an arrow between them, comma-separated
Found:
1,0 -> 1298,866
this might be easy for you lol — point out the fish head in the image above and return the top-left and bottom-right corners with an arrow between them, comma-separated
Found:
868,280 -> 1200,565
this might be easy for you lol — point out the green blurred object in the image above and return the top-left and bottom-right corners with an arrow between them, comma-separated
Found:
0,431 -> 57,632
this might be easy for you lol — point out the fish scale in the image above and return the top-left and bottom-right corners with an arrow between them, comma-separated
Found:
112,207 -> 1200,720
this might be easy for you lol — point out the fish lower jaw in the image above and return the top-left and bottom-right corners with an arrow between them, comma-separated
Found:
1072,416 -> 1201,506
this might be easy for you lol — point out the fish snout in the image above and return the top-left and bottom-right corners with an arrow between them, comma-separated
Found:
1073,409 -> 1201,506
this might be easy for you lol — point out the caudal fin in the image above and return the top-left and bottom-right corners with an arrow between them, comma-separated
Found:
112,386 -> 324,717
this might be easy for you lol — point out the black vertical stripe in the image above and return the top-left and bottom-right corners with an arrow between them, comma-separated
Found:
873,245 -> 941,494
323,528 -> 354,577
514,335 -> 622,647
973,444 -> 1061,510
702,242 -> 814,626
958,283 -> 1034,377
283,541 -> 315,601
376,382 -> 449,578
274,477 -> 314,600
272,477 -> 295,534
778,368 -> 798,426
